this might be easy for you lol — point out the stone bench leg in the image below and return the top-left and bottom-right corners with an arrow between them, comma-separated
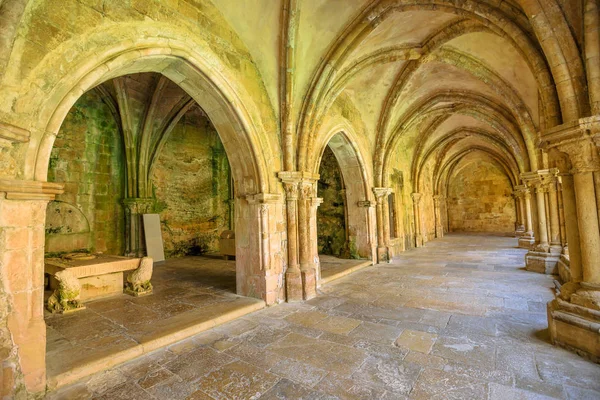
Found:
125,256 -> 154,296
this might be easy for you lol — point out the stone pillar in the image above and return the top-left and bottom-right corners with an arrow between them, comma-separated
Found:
0,179 -> 65,396
540,117 -> 600,361
514,185 -> 534,249
358,200 -> 377,261
411,192 -> 423,247
560,174 -> 582,283
123,198 -> 155,257
433,195 -> 444,239
280,176 -> 302,302
524,188 -> 534,238
373,188 -> 391,263
298,178 -> 317,300
242,193 -> 286,305
522,171 -> 560,274
572,170 -> 600,286
534,182 -> 550,252
512,189 -> 526,236
279,172 -> 318,301
310,197 -> 323,286
382,192 -> 392,257
546,172 -> 562,254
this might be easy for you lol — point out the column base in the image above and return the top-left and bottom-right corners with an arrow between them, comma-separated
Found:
414,234 -> 424,248
557,254 -> 572,283
547,285 -> 600,362
518,236 -> 534,249
285,269 -> 303,302
376,247 -> 390,264
301,269 -> 317,300
525,250 -> 559,274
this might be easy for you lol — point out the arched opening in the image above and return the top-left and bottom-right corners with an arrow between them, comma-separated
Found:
43,71 -> 260,385
314,132 -> 375,283
24,45 -> 284,388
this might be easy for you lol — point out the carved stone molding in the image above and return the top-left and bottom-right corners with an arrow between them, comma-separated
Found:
357,200 -> 376,208
246,193 -> 283,205
410,192 -> 422,204
0,122 -> 30,146
0,179 -> 64,200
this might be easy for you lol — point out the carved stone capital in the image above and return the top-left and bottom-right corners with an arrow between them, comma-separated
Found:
298,180 -> 315,200
372,187 -> 391,204
520,169 -> 559,191
410,192 -> 422,204
123,198 -> 155,214
539,117 -> 600,173
278,171 -> 318,201
282,182 -> 299,201
513,184 -> 529,198
433,194 -> 445,205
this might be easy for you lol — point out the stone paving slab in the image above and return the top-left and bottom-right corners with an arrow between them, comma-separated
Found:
45,234 -> 600,399
45,257 -> 264,390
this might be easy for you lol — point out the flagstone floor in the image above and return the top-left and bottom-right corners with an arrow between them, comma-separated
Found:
45,234 -> 600,399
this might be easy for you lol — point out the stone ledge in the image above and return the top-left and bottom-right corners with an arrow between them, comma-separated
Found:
0,122 -> 30,143
0,179 -> 64,200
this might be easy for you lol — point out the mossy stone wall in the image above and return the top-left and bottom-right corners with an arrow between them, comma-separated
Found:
152,106 -> 232,258
317,146 -> 346,256
46,90 -> 125,255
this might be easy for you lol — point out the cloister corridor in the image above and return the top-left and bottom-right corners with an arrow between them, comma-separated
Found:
2,1 -> 600,398
45,235 -> 600,400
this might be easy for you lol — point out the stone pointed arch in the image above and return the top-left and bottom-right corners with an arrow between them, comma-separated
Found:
310,123 -> 377,261
13,24 -> 279,196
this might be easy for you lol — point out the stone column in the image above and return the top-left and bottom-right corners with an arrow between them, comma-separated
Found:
123,197 -> 155,257
310,197 -> 323,286
522,172 -> 559,274
243,193 -> 286,305
523,188 -> 534,238
358,200 -> 377,261
433,195 -> 444,238
382,192 -> 392,256
557,179 -> 567,248
512,192 -> 522,235
540,116 -> 600,360
373,188 -> 391,263
573,170 -> 600,287
534,182 -> 550,252
546,171 -> 562,254
560,173 -> 582,283
279,176 -> 302,302
0,179 -> 65,396
411,193 -> 423,247
298,178 -> 317,300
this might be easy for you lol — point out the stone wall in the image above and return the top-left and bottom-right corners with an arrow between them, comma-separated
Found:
447,158 -> 516,233
317,146 -> 347,256
46,90 -> 125,256
152,106 -> 232,258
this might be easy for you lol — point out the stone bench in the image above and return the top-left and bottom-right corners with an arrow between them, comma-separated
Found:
45,254 -> 153,313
